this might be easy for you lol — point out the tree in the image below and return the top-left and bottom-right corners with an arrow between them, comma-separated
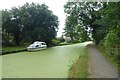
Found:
64,1 -> 120,63
95,2 -> 120,35
64,15 -> 78,41
2,9 -> 22,46
2,3 -> 59,46
64,2 -> 102,42
95,2 -> 120,62
20,3 -> 59,46
2,7 -> 28,46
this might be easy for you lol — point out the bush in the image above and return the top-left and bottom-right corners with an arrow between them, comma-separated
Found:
72,40 -> 80,43
52,39 -> 60,46
57,37 -> 65,43
104,31 -> 120,61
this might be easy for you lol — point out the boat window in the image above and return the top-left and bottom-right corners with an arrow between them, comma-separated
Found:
35,45 -> 39,48
29,45 -> 34,47
41,43 -> 46,45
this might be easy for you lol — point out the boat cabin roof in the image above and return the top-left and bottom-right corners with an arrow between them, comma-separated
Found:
33,41 -> 46,44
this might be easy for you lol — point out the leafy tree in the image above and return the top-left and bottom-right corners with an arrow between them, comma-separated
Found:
64,1 -> 120,64
2,8 -> 29,46
2,3 -> 59,46
64,2 -> 102,42
95,2 -> 120,62
2,9 -> 23,46
64,15 -> 78,41
96,2 -> 120,35
20,3 -> 59,46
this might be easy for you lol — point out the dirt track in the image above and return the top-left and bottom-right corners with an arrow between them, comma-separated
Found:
88,46 -> 118,78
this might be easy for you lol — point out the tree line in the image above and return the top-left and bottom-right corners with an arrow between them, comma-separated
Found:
2,2 -> 59,47
64,2 -> 120,63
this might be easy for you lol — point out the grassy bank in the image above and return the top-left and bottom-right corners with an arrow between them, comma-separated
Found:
2,46 -> 27,55
68,47 -> 89,78
59,42 -> 72,46
2,46 -> 26,52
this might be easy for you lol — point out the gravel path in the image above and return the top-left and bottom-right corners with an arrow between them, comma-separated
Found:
88,46 -> 118,78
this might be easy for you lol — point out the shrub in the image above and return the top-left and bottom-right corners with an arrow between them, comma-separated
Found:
57,37 -> 65,43
104,31 -> 120,61
72,40 -> 80,43
52,39 -> 60,46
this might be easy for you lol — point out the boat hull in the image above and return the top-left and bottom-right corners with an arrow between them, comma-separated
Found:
27,47 -> 47,51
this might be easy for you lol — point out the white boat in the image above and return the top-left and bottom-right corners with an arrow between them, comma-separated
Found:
27,41 -> 47,51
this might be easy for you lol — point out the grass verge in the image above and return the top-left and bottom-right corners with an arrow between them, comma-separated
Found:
2,46 -> 26,52
59,42 -> 81,46
2,46 -> 27,55
68,47 -> 89,78
59,42 -> 72,46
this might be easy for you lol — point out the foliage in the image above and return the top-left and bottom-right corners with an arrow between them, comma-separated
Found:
64,2 -> 104,43
94,2 -> 120,44
64,14 -> 78,41
2,3 -> 59,46
64,2 -> 120,64
57,35 -> 65,43
2,8 -> 23,46
95,2 -> 120,63
104,31 -> 120,61
64,2 -> 92,42
72,40 -> 78,43
52,39 -> 60,46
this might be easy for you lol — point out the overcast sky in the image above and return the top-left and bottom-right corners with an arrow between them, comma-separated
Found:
0,0 -> 68,37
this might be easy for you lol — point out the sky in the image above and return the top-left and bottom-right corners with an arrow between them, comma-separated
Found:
0,0 -> 68,37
